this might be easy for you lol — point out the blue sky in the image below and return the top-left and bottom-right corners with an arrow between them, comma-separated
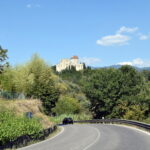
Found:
0,0 -> 150,67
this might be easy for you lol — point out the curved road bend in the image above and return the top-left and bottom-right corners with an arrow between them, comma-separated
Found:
19,124 -> 150,150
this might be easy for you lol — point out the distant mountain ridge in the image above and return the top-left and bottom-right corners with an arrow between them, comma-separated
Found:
92,65 -> 150,71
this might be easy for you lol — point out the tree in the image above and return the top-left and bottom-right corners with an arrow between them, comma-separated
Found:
0,67 -> 17,92
118,65 -> 143,97
142,70 -> 150,81
83,68 -> 121,118
0,46 -> 8,73
24,54 -> 60,115
1,54 -> 60,114
83,66 -> 147,119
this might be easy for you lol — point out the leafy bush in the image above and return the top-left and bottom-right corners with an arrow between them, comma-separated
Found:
0,111 -> 42,145
52,96 -> 82,115
122,104 -> 148,121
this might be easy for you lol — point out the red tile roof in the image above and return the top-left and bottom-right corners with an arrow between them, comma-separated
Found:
71,56 -> 78,59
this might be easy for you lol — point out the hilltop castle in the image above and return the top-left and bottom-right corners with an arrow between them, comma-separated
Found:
56,56 -> 84,72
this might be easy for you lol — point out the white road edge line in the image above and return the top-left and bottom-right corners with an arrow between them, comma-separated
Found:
83,126 -> 101,150
18,126 -> 65,150
109,124 -> 150,136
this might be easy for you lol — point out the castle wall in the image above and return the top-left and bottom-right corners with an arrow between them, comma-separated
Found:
76,64 -> 84,71
56,57 -> 83,72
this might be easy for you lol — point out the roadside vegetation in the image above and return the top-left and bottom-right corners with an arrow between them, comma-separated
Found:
50,114 -> 92,124
0,99 -> 53,128
0,99 -> 53,146
0,45 -> 150,145
0,110 -> 42,145
56,59 -> 150,123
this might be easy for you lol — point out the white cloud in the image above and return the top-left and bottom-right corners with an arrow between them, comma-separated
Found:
26,4 -> 41,8
118,58 -> 150,67
97,26 -> 150,46
80,57 -> 101,65
96,34 -> 130,46
117,26 -> 138,34
26,4 -> 32,8
96,26 -> 139,46
139,34 -> 150,40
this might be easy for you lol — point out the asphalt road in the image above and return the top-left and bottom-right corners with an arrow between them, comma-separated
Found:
19,124 -> 150,150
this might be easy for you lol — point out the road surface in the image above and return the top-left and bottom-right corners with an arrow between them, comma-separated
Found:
19,124 -> 150,150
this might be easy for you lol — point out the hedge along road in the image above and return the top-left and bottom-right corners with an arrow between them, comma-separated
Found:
19,124 -> 150,150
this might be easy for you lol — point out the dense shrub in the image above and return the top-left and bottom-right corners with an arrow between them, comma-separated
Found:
0,111 -> 42,145
52,96 -> 82,115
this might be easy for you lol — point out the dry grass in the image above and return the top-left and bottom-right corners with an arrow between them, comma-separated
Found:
0,99 -> 53,128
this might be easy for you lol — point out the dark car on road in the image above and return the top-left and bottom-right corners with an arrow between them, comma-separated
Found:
62,117 -> 73,124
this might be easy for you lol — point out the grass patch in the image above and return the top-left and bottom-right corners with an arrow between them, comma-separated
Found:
0,99 -> 53,128
143,117 -> 150,124
50,114 -> 92,124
